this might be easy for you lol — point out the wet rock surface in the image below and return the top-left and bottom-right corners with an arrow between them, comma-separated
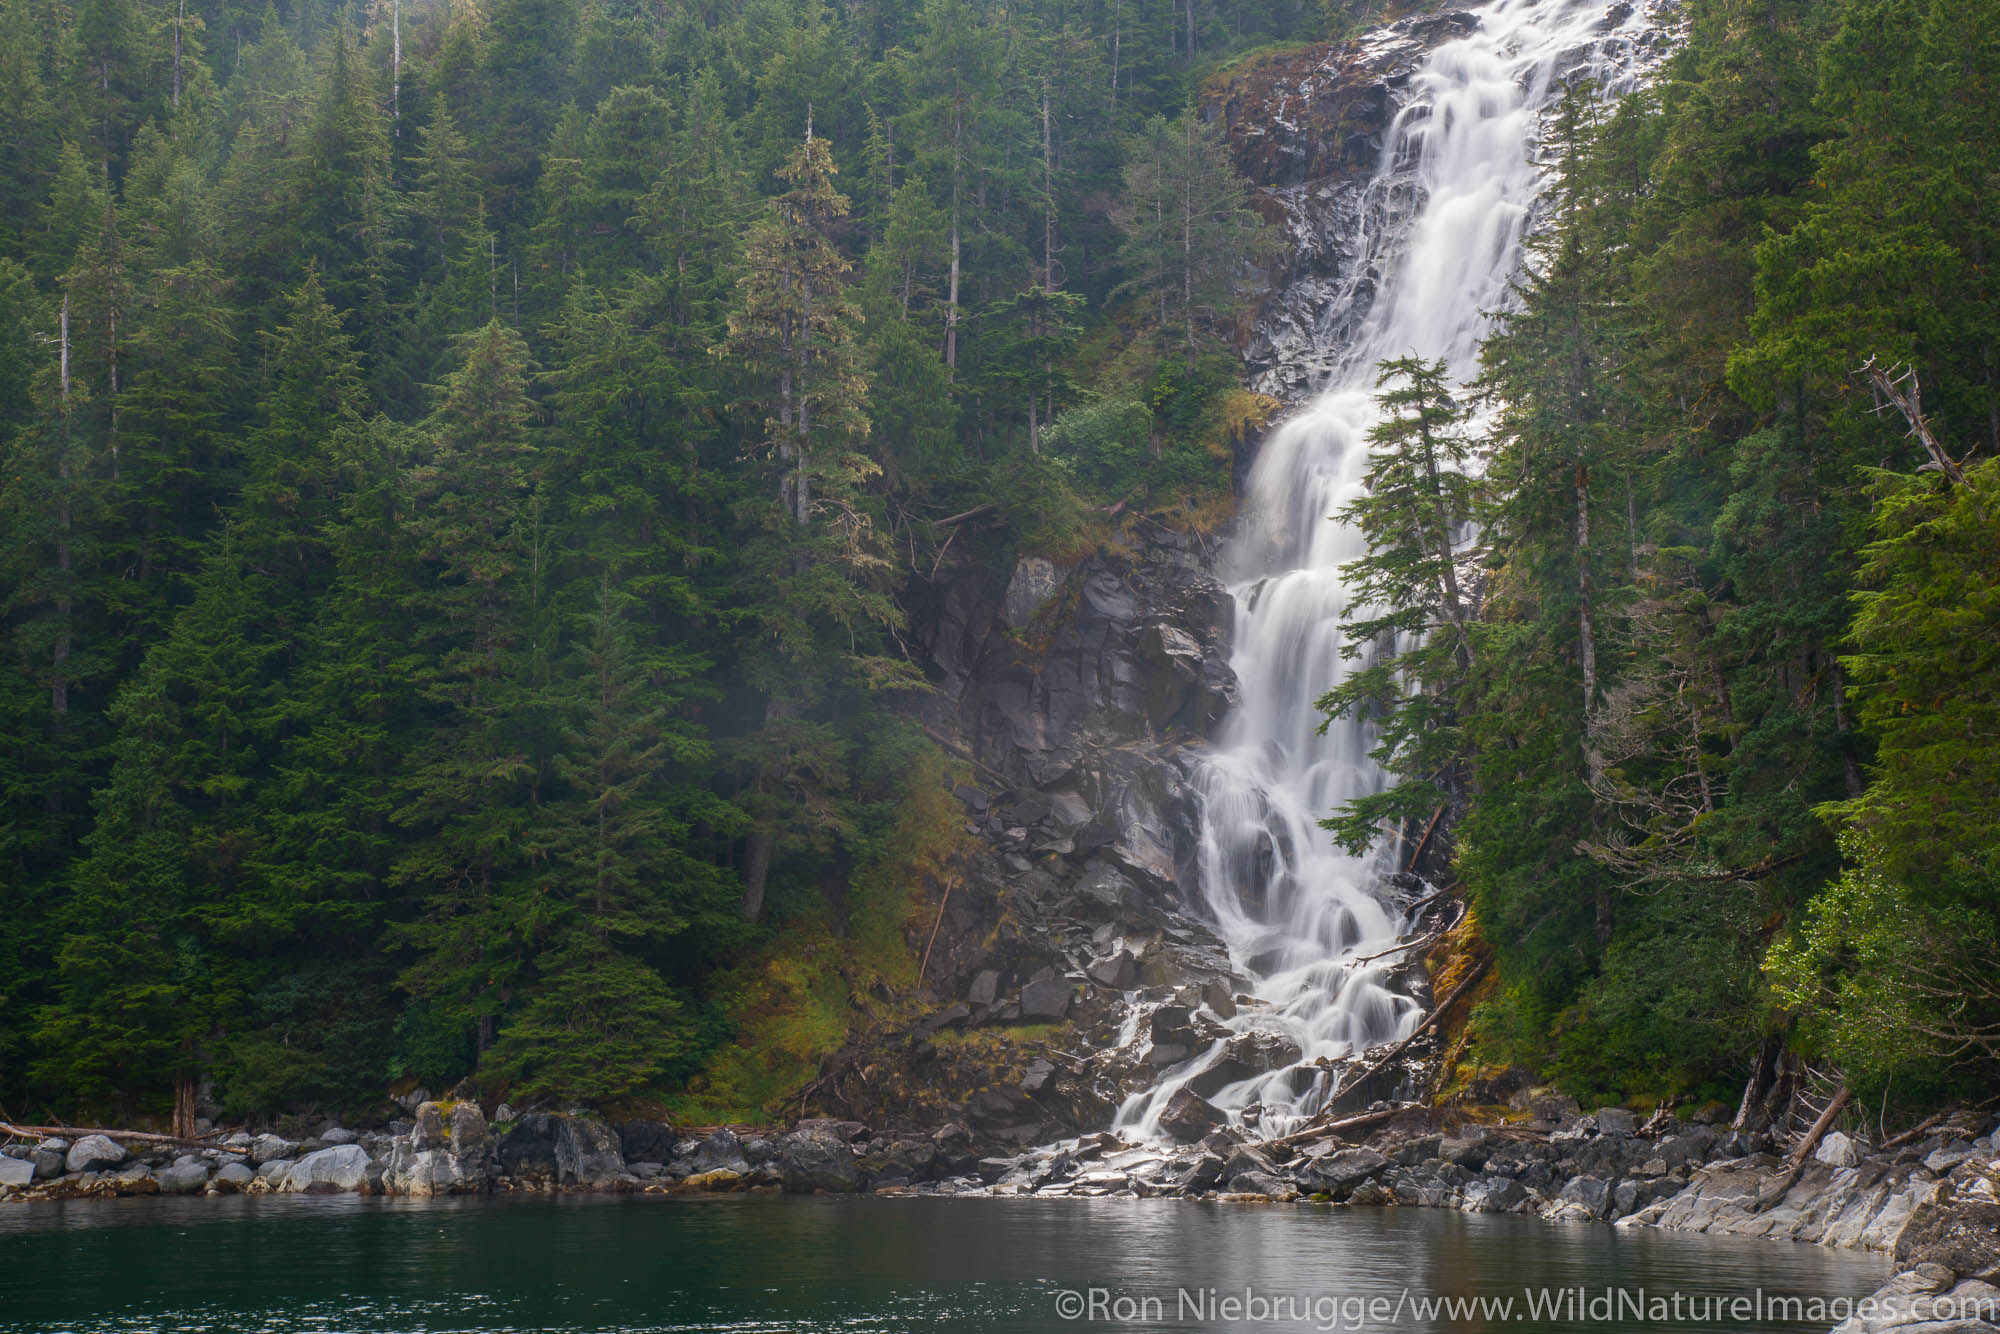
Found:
1206,6 -> 1677,402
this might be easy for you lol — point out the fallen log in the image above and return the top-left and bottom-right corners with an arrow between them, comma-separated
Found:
1318,955 -> 1493,1110
0,1121 -> 249,1154
1753,1085 -> 1853,1212
1260,1104 -> 1410,1151
1881,1112 -> 1947,1151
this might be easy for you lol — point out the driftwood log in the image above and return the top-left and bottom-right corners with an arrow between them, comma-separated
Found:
0,1121 -> 249,1154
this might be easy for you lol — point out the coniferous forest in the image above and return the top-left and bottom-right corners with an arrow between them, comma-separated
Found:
1,0 -> 1996,1136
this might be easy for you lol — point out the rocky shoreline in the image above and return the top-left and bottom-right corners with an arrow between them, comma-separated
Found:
9,1097 -> 1996,1332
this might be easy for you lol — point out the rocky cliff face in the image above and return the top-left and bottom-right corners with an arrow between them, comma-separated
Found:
845,13 -> 1538,1147
1210,5 -> 1672,398
851,524 -> 1251,1144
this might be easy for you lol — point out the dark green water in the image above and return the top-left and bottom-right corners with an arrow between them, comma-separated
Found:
0,1194 -> 1885,1333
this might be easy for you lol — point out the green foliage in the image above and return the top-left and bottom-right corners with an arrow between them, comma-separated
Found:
1318,358 -> 1478,852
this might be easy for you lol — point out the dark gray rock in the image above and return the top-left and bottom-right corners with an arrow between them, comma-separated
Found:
1228,1169 -> 1293,1198
496,1114 -> 626,1187
1158,1087 -> 1225,1144
1558,1175 -> 1614,1219
1462,1175 -> 1527,1212
616,1120 -> 676,1164
1087,951 -> 1138,989
777,1132 -> 861,1193
795,1118 -> 869,1144
157,1159 -> 211,1194
1896,1199 -> 2000,1280
1186,1031 -> 1302,1099
448,1101 -> 493,1175
1296,1148 -> 1391,1198
1020,975 -> 1074,1020
1595,1107 -> 1637,1137
412,1101 -> 448,1152
213,1162 -> 255,1192
246,1134 -> 296,1167
687,1129 -> 750,1177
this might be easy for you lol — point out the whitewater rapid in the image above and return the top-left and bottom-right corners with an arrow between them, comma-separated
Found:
1117,0 -> 1663,1140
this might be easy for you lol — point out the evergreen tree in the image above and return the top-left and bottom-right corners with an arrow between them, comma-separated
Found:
389,320 -> 543,1061
1114,110 -> 1265,369
1317,358 -> 1479,852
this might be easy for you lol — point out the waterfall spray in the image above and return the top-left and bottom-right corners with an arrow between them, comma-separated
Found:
1118,0 -> 1664,1141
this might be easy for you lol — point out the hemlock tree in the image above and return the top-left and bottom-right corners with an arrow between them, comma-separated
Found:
389,321 -> 544,1061
1114,111 -> 1266,370
717,128 -> 880,922
1318,357 -> 1480,853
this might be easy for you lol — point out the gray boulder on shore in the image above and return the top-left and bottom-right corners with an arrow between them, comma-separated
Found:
65,1134 -> 126,1174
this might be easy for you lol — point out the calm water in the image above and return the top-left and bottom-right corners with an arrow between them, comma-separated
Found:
0,1195 -> 1885,1333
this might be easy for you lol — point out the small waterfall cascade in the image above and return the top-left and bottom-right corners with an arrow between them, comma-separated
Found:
1117,0 -> 1664,1140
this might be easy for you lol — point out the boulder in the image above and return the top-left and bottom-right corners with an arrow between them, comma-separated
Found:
1462,1176 -> 1527,1213
1595,1107 -> 1638,1137
1158,1087 -> 1225,1144
687,1129 -> 750,1177
412,1102 -> 448,1152
109,1163 -> 156,1194
449,1101 -> 494,1175
1228,1169 -> 1294,1199
1297,1148 -> 1391,1198
496,1114 -> 627,1187
795,1118 -> 870,1143
1185,1031 -> 1302,1099
65,1134 -> 128,1174
1816,1131 -> 1864,1167
1558,1175 -> 1614,1219
1019,975 -> 1074,1020
213,1162 -> 255,1192
968,970 -> 1002,1008
30,1147 -> 65,1180
1150,1006 -> 1197,1046
320,1127 -> 359,1146
247,1134 -> 298,1167
1086,951 -> 1137,989
0,1155 -> 34,1189
384,1147 -> 466,1196
1002,556 -> 1062,629
157,1159 -> 211,1195
616,1120 -> 676,1164
777,1132 -> 861,1193
281,1144 -> 375,1194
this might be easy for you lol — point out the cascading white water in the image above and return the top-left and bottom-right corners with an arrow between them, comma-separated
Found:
1118,0 -> 1662,1141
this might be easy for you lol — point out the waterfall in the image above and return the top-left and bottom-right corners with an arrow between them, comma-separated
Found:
1117,0 -> 1664,1141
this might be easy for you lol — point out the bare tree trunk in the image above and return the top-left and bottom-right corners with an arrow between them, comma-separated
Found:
945,96 -> 963,371
1109,0 -> 1122,108
1419,427 -> 1473,666
1575,460 -> 1598,749
392,0 -> 402,136
1181,124 -> 1195,370
53,298 -> 72,719
741,831 -> 773,921
173,0 -> 183,110
1829,662 -> 1864,799
1040,87 -> 1057,288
